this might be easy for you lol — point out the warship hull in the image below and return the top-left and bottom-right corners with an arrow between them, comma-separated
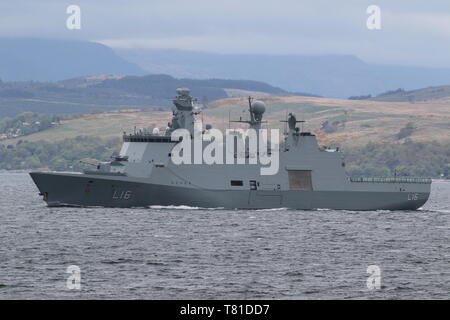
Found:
30,172 -> 430,210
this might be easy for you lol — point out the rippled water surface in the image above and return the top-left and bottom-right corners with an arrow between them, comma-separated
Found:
0,173 -> 449,299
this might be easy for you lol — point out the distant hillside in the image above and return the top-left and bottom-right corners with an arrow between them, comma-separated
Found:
370,86 -> 450,103
3,95 -> 449,148
4,38 -> 450,99
115,48 -> 450,98
0,38 -> 145,81
92,74 -> 291,98
0,74 -> 298,118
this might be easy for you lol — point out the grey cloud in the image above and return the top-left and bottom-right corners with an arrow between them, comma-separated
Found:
0,0 -> 449,67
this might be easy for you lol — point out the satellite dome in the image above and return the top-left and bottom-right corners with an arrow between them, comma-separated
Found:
152,127 -> 160,135
251,101 -> 266,115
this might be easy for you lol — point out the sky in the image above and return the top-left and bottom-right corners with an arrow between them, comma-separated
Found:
1,0 -> 450,67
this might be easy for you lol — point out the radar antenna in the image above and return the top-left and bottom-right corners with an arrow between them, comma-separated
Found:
280,113 -> 305,131
229,96 -> 267,129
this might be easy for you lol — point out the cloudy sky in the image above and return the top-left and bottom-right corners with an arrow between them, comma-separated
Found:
1,0 -> 450,67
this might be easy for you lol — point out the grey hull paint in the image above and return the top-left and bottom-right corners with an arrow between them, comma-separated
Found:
30,172 -> 430,210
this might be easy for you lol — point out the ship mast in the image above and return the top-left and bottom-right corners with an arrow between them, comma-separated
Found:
230,96 -> 266,130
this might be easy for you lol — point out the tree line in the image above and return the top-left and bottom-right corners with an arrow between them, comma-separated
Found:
343,139 -> 450,178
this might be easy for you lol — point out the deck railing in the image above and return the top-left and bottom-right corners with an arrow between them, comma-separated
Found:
349,177 -> 432,184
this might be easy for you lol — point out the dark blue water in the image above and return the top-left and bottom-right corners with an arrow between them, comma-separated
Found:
0,173 -> 449,299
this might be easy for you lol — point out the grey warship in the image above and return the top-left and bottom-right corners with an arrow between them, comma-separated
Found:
30,88 -> 431,210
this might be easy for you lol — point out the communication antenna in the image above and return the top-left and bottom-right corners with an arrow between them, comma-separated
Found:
284,109 -> 288,135
248,96 -> 255,123
229,96 -> 267,127
301,112 -> 305,132
201,109 -> 204,130
300,115 -> 306,132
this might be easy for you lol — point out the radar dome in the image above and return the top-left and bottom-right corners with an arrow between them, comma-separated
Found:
251,101 -> 266,115
152,127 -> 160,135
176,88 -> 190,96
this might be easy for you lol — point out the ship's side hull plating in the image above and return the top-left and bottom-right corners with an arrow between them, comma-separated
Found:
30,172 -> 430,210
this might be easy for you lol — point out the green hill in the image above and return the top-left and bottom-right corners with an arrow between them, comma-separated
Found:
0,74 -> 299,118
